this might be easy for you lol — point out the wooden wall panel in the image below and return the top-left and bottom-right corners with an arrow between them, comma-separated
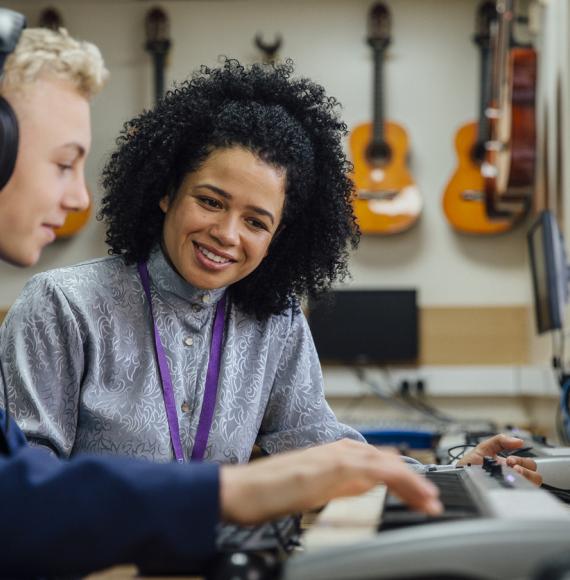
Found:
0,309 -> 6,324
420,306 -> 529,365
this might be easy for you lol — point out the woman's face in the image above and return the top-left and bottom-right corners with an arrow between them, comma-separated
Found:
160,147 -> 286,290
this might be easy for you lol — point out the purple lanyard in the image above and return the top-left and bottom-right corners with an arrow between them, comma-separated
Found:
138,262 -> 226,463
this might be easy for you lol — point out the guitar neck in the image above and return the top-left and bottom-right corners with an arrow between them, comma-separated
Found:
146,39 -> 171,103
477,45 -> 492,145
372,46 -> 385,143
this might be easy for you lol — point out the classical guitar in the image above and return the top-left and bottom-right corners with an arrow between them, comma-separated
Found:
442,1 -> 525,234
38,8 -> 92,239
350,2 -> 421,235
483,0 -> 536,219
54,198 -> 91,239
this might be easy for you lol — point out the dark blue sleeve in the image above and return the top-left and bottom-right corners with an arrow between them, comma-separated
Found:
0,410 -> 220,577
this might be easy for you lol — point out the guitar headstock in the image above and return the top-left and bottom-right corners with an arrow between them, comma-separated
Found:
367,2 -> 391,51
473,0 -> 497,49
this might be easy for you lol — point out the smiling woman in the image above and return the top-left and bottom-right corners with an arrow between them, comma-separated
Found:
0,59 -> 363,465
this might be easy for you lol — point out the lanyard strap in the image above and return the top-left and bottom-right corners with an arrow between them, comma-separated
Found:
138,262 -> 226,463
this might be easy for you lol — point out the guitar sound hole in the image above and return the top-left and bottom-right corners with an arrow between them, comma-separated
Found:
366,141 -> 392,166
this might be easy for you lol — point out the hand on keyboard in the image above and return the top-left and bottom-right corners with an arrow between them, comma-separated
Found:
458,434 -> 543,486
220,439 -> 443,525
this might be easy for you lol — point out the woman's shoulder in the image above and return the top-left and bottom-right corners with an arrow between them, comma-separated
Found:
233,297 -> 305,333
26,255 -> 134,296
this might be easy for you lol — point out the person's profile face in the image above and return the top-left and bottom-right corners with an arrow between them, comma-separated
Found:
0,77 -> 91,267
159,146 -> 286,290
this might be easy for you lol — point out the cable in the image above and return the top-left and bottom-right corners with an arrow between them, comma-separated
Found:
560,377 -> 570,443
400,380 -> 497,432
357,367 -> 484,432
400,387 -> 455,424
541,482 -> 570,505
446,444 -> 476,462
353,366 -> 427,418
555,405 -> 570,446
551,330 -> 564,383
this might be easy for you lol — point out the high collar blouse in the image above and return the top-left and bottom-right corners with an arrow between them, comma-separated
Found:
0,247 -> 362,464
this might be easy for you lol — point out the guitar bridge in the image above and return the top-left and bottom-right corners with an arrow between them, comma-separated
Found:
357,190 -> 400,201
461,190 -> 484,201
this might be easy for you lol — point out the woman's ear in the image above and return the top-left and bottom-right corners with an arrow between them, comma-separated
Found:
159,195 -> 170,214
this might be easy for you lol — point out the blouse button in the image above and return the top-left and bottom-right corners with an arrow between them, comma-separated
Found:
192,304 -> 202,313
184,336 -> 194,346
201,294 -> 210,304
181,401 -> 191,413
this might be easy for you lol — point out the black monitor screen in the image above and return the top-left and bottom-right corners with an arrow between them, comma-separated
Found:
308,289 -> 418,364
527,210 -> 568,334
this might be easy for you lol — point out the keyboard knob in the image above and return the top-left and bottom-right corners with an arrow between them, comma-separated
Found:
482,456 -> 496,472
490,463 -> 503,477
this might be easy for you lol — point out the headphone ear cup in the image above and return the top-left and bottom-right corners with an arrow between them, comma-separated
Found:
0,95 -> 18,190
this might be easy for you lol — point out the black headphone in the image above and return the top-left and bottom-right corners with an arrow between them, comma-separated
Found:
0,8 -> 26,191
0,8 -> 25,450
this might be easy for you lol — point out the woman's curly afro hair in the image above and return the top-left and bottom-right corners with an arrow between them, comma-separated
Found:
100,58 -> 359,319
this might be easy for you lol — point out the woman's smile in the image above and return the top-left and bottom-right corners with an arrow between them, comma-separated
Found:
194,241 -> 236,269
160,147 -> 286,290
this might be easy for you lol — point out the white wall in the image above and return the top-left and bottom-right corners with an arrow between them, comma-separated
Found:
0,0 -> 543,309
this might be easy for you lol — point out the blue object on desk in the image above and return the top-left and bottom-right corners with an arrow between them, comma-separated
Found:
358,428 -> 441,450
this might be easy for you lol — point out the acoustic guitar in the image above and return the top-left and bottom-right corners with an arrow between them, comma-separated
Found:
350,2 -> 421,235
442,1 -> 525,234
54,200 -> 91,239
483,0 -> 536,219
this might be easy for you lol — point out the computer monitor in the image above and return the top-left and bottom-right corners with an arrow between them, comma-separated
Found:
307,289 -> 418,365
527,210 -> 570,334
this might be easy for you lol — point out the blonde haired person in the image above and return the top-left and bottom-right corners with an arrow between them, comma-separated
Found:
2,26 -> 107,96
0,16 -> 540,577
0,26 -> 106,266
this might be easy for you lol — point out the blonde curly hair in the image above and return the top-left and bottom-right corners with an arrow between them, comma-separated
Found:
1,27 -> 108,98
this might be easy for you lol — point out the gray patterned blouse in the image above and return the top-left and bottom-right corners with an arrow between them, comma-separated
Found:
0,247 -> 362,464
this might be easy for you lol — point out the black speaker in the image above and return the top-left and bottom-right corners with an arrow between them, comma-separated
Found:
0,9 -> 26,190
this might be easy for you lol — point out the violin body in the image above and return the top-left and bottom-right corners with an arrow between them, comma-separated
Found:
483,0 -> 536,219
508,47 -> 537,189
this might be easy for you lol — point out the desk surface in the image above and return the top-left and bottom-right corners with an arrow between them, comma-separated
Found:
88,566 -> 201,579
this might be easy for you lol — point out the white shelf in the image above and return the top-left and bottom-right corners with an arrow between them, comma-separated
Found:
322,365 -> 561,398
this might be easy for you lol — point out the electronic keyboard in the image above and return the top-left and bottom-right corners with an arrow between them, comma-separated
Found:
283,460 -> 570,580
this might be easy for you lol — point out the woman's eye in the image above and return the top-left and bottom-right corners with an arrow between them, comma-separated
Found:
198,196 -> 222,209
57,163 -> 73,172
247,218 -> 269,231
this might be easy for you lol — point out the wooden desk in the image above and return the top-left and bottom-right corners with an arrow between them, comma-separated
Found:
88,566 -> 201,579
87,566 -> 138,579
